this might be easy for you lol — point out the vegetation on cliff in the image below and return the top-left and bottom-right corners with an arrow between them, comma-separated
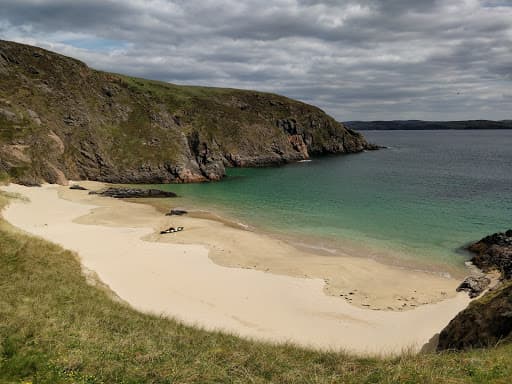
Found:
0,40 -> 373,185
438,230 -> 512,351
438,281 -> 512,351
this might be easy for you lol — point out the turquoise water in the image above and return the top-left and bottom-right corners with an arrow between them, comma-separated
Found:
155,130 -> 512,271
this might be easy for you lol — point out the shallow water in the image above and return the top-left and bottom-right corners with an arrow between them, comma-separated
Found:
154,130 -> 512,271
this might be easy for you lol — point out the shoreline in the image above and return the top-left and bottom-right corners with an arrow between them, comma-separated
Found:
133,190 -> 469,281
74,182 -> 466,311
0,183 -> 471,354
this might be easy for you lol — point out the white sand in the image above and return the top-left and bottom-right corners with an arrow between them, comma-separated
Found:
1,184 -> 470,355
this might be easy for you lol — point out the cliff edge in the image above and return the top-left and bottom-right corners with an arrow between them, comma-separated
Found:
0,40 -> 374,185
438,230 -> 512,351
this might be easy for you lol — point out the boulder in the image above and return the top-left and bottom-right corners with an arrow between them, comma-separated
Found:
166,209 -> 188,216
456,275 -> 491,298
89,187 -> 177,198
17,178 -> 41,187
70,184 -> 87,190
468,230 -> 512,279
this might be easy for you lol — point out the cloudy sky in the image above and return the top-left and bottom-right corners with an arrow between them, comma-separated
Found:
1,0 -> 511,121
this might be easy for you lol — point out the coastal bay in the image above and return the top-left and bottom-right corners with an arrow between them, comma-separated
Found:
1,183 -> 469,355
153,129 -> 512,273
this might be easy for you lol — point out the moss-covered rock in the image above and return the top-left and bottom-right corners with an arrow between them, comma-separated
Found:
437,282 -> 512,350
438,230 -> 512,351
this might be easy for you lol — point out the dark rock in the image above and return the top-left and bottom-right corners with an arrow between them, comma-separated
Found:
437,230 -> 512,351
102,86 -> 114,97
70,184 -> 87,190
468,230 -> 512,279
28,66 -> 39,75
365,143 -> 385,150
166,209 -> 188,216
160,226 -> 184,234
89,187 -> 177,198
17,178 -> 41,187
456,275 -> 491,298
437,282 -> 512,351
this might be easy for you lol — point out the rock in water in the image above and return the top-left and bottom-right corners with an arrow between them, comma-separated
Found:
456,275 -> 491,298
90,187 -> 177,198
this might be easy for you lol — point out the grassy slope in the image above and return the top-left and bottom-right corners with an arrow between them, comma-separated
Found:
0,192 -> 511,384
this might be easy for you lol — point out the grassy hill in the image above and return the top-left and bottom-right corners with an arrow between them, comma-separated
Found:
0,191 -> 511,383
0,40 -> 372,185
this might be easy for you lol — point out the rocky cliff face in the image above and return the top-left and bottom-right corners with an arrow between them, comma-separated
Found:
437,282 -> 512,350
0,40 -> 374,185
468,230 -> 512,279
437,230 -> 512,351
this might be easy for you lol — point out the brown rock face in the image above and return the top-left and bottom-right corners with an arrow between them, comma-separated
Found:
437,230 -> 512,351
437,282 -> 512,351
0,39 -> 375,185
468,230 -> 512,279
456,275 -> 491,298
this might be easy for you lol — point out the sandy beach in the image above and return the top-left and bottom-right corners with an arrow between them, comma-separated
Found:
1,183 -> 471,355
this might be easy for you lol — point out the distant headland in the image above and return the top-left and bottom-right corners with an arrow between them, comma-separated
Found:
344,120 -> 512,130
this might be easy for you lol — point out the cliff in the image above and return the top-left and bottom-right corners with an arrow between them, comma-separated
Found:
438,230 -> 512,351
0,40 -> 374,185
437,281 -> 512,350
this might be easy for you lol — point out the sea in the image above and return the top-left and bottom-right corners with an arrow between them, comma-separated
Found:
153,130 -> 512,275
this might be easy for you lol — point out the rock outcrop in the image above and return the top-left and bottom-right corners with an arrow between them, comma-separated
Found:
437,282 -> 512,350
467,230 -> 512,279
437,230 -> 512,351
456,275 -> 491,298
0,40 -> 375,185
166,209 -> 188,216
70,184 -> 87,190
90,187 -> 177,198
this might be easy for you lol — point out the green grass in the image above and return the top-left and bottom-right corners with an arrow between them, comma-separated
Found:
0,192 -> 511,383
116,74 -> 236,111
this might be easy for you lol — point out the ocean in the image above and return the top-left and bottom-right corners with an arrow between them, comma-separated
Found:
154,130 -> 512,273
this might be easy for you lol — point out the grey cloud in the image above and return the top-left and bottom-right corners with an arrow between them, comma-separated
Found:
0,0 -> 511,120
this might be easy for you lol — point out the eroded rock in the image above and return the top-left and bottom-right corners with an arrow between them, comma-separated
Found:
437,282 -> 512,351
456,275 -> 491,298
437,230 -> 512,351
89,187 -> 177,198
70,184 -> 87,190
166,209 -> 188,216
468,230 -> 512,279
